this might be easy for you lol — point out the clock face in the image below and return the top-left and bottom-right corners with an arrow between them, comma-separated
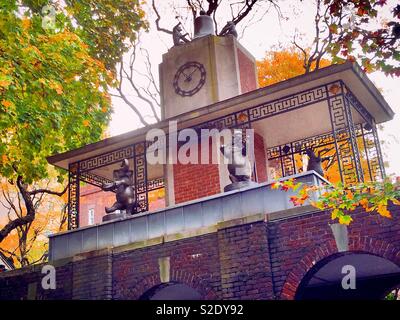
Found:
173,61 -> 206,97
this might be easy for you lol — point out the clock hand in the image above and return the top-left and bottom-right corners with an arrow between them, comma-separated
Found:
187,67 -> 198,78
184,67 -> 198,83
181,70 -> 190,80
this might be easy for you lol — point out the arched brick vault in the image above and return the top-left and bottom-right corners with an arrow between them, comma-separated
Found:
130,270 -> 218,300
280,237 -> 400,300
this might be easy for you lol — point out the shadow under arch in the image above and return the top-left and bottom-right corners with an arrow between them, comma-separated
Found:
139,281 -> 204,300
295,251 -> 400,300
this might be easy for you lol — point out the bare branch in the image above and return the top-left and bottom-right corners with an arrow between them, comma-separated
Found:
29,182 -> 68,197
206,0 -> 219,16
113,34 -> 161,125
113,90 -> 150,127
238,1 -> 276,40
29,251 -> 48,265
59,204 -> 68,232
123,55 -> 161,122
292,34 -> 309,72
152,0 -> 173,35
186,0 -> 198,20
0,247 -> 18,261
1,189 -> 19,217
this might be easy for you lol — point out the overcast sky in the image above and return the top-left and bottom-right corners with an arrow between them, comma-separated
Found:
109,0 -> 400,177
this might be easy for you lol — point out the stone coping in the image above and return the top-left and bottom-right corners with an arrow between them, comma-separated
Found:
48,171 -> 328,261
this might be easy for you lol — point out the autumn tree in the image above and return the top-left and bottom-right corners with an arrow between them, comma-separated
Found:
287,0 -> 399,76
0,0 -> 147,245
325,0 -> 400,76
257,46 -> 331,87
256,45 -> 386,186
0,174 -> 67,267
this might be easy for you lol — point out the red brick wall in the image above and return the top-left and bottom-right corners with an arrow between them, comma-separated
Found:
2,205 -> 400,300
254,133 -> 268,183
113,233 -> 221,300
237,48 -> 257,94
0,262 -> 73,300
270,205 -> 400,299
173,141 -> 220,204
72,251 -> 112,299
218,222 -> 274,299
79,185 -> 114,226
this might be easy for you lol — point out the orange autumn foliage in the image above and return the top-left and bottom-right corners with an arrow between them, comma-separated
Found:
0,175 -> 67,268
257,47 -> 331,87
256,49 -> 384,186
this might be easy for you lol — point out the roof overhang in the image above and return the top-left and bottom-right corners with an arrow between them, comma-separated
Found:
47,61 -> 395,171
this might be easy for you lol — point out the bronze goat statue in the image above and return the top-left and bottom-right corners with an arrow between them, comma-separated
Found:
305,148 -> 331,177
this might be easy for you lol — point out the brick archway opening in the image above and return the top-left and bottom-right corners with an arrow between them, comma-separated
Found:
139,282 -> 203,300
294,251 -> 400,300
281,238 -> 400,300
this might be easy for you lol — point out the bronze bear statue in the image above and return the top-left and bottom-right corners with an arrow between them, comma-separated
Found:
220,130 -> 252,183
102,159 -> 137,215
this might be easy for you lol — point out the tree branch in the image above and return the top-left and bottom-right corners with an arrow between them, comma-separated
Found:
0,176 -> 35,243
29,183 -> 69,197
152,0 -> 173,35
186,0 -> 198,21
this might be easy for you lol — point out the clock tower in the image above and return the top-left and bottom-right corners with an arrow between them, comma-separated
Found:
159,34 -> 258,120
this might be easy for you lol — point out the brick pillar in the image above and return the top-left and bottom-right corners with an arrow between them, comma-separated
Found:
72,250 -> 113,300
173,140 -> 220,204
217,221 -> 274,299
254,133 -> 268,183
237,48 -> 258,94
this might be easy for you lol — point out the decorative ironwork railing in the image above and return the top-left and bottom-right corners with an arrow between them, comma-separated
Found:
66,80 -> 385,229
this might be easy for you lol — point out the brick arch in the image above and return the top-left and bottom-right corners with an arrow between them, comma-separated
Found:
280,237 -> 400,300
131,270 -> 218,300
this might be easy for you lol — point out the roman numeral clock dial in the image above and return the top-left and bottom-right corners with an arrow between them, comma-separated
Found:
173,61 -> 206,97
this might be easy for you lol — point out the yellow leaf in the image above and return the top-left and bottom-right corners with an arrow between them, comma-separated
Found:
392,199 -> 400,206
310,201 -> 318,207
83,120 -> 90,127
339,215 -> 353,225
331,208 -> 340,220
377,204 -> 392,218
366,205 -> 375,212
359,198 -> 369,207
22,19 -> 31,30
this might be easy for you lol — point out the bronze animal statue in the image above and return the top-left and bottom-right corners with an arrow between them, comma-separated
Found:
305,148 -> 331,177
101,159 -> 137,215
220,21 -> 238,38
220,130 -> 252,183
173,22 -> 191,46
